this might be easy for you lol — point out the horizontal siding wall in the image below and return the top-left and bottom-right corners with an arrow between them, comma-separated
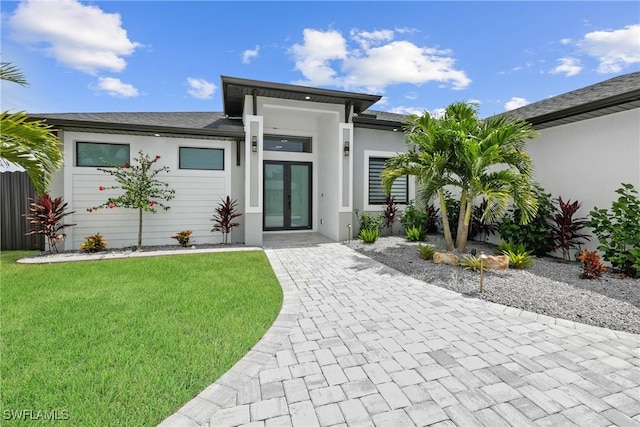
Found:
61,132 -> 233,249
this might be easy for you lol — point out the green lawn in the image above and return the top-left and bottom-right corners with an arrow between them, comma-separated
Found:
0,250 -> 283,426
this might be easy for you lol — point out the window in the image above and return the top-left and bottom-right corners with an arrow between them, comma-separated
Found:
179,147 -> 224,170
368,157 -> 408,204
76,142 -> 130,167
264,135 -> 311,153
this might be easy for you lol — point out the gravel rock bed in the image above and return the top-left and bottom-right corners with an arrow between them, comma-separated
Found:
346,235 -> 640,335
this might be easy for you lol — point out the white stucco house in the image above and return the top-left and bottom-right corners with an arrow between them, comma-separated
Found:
33,72 -> 639,251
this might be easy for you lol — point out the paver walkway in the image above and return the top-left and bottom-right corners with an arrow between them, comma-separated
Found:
161,242 -> 640,427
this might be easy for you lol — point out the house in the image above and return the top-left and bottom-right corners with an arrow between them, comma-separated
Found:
35,76 -> 410,249
33,72 -> 639,251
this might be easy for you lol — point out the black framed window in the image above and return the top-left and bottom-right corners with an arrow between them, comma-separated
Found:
368,157 -> 408,204
179,147 -> 224,170
264,135 -> 311,153
76,142 -> 130,167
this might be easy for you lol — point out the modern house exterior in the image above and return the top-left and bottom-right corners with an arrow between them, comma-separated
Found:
33,72 -> 639,251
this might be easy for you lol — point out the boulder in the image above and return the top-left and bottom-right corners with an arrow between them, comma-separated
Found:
484,254 -> 509,270
433,252 -> 461,266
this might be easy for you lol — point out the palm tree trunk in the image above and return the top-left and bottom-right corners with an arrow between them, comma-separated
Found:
137,207 -> 143,250
456,199 -> 473,253
438,189 -> 454,251
455,190 -> 467,250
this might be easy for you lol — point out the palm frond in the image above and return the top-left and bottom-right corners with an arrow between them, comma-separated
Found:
0,62 -> 28,86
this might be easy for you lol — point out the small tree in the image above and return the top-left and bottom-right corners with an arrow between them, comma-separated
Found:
88,151 -> 175,250
211,196 -> 242,244
382,195 -> 399,235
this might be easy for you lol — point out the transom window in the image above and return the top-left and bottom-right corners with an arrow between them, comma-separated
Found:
179,147 -> 224,170
76,142 -> 130,167
368,157 -> 408,204
264,135 -> 311,153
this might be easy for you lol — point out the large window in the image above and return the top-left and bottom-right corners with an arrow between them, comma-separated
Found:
264,135 -> 311,153
179,147 -> 224,170
76,142 -> 130,167
368,157 -> 408,204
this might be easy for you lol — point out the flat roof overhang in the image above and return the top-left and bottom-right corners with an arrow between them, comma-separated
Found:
221,76 -> 382,118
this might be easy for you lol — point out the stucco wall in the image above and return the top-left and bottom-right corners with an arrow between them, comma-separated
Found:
526,108 -> 640,249
59,131 -> 235,250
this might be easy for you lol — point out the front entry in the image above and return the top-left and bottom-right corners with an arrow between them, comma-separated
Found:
264,161 -> 312,230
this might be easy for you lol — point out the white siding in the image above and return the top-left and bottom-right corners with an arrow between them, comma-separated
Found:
62,132 -> 232,249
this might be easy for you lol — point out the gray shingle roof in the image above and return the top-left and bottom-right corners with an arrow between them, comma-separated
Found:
504,72 -> 640,126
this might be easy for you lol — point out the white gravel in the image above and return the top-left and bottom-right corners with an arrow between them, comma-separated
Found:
346,235 -> 640,335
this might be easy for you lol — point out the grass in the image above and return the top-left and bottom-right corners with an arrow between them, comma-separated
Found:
1,250 -> 282,426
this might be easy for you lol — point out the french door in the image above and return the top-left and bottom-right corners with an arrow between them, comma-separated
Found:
263,161 -> 312,230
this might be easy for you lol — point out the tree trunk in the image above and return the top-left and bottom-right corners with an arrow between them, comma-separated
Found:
455,190 -> 467,249
137,207 -> 143,250
456,199 -> 473,253
438,189 -> 454,251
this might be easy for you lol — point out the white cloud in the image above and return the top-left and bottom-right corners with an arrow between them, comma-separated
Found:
96,77 -> 138,97
405,92 -> 418,100
9,0 -> 140,74
504,97 -> 530,111
550,57 -> 583,77
560,38 -> 572,45
389,106 -> 426,116
580,24 -> 640,73
187,77 -> 216,100
290,28 -> 470,93
242,46 -> 259,64
467,99 -> 481,105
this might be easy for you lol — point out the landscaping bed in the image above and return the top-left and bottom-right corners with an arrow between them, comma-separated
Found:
346,235 -> 640,335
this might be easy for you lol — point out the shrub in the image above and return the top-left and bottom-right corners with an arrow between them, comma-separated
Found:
495,240 -> 528,256
587,184 -> 640,277
171,230 -> 193,247
424,204 -> 440,234
382,195 -> 399,235
211,196 -> 242,245
400,201 -> 426,231
355,209 -> 383,232
24,193 -> 75,253
499,185 -> 553,256
459,255 -> 481,272
417,243 -> 437,260
577,249 -> 606,279
469,197 -> 499,241
80,233 -> 108,253
548,196 -> 590,261
444,190 -> 460,241
406,226 -> 426,242
359,228 -> 379,244
504,250 -> 534,269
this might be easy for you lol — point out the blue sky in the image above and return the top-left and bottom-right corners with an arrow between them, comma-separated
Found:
1,1 -> 639,118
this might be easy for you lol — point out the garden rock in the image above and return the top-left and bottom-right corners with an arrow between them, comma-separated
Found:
484,255 -> 509,270
433,252 -> 460,266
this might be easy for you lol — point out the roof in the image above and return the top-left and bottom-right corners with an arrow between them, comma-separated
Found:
32,112 -> 244,138
354,110 -> 406,131
504,71 -> 640,129
221,75 -> 382,118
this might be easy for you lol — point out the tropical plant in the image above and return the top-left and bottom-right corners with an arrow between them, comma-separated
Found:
587,183 -> 640,277
443,190 -> 460,241
0,63 -> 63,195
405,226 -> 426,242
400,201 -> 426,230
504,249 -> 534,269
171,230 -> 193,247
469,197 -> 500,241
577,249 -> 606,279
211,196 -> 242,244
24,193 -> 75,253
80,233 -> 108,253
355,209 -> 383,233
359,228 -> 379,243
88,151 -> 175,250
383,102 -> 539,253
495,240 -> 528,256
548,196 -> 590,261
382,195 -> 399,235
499,185 -> 553,256
459,255 -> 481,271
424,203 -> 440,234
417,243 -> 437,260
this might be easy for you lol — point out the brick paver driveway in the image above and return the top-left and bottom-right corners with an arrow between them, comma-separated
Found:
161,242 -> 640,427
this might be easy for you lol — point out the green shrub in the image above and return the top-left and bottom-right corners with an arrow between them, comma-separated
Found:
495,240 -> 528,255
406,226 -> 426,242
499,185 -> 553,256
400,201 -> 426,230
459,255 -> 481,271
171,230 -> 192,247
417,243 -> 437,260
504,250 -> 534,269
444,190 -> 460,241
355,209 -> 383,233
587,183 -> 640,277
80,233 -> 108,253
359,228 -> 380,244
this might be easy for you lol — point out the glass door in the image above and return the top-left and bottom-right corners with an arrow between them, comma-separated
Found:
264,162 -> 312,230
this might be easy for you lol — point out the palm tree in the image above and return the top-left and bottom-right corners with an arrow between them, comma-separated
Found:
1,62 -> 62,195
383,102 -> 539,253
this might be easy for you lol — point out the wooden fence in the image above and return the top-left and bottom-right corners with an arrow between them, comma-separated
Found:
1,172 -> 44,251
